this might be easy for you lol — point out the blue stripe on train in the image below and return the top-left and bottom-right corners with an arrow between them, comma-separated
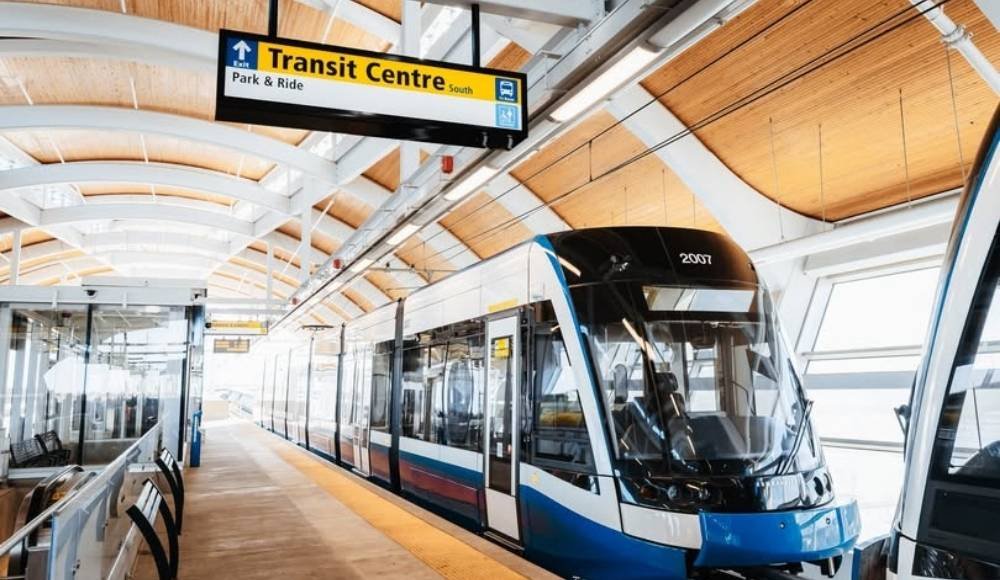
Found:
519,485 -> 689,580
398,449 -> 483,528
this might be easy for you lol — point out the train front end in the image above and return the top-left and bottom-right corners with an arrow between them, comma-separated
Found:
547,227 -> 861,576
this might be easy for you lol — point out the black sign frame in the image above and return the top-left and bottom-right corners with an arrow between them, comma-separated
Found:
215,29 -> 529,150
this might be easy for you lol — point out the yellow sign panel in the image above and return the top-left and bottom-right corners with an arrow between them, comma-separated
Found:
207,320 -> 267,335
487,298 -> 518,313
492,337 -> 511,359
257,42 -> 514,104
217,30 -> 527,149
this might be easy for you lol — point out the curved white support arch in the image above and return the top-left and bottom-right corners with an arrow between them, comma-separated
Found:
0,106 -> 338,184
0,38 -> 212,73
83,231 -> 232,259
0,2 -> 215,70
0,162 -> 293,214
41,204 -> 254,238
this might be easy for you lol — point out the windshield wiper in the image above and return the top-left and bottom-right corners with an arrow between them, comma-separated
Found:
777,399 -> 814,475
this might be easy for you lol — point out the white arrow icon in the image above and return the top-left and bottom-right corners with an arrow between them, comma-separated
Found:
233,40 -> 252,61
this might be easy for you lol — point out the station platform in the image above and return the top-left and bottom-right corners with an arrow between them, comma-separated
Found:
149,420 -> 556,579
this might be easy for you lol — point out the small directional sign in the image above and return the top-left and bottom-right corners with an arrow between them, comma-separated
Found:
215,29 -> 529,149
213,338 -> 251,353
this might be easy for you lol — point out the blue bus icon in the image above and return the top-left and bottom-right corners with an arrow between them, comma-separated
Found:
495,78 -> 517,103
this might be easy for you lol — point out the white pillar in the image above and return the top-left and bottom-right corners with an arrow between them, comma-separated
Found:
266,242 -> 275,302
10,229 -> 22,286
300,209 -> 313,283
400,1 -> 421,185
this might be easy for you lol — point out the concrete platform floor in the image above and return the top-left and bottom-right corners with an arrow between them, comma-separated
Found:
139,420 -> 556,579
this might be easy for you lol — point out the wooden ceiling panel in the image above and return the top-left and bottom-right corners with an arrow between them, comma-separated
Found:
0,229 -> 53,254
365,270 -> 409,300
365,148 -> 402,191
511,112 -> 618,186
356,0 -> 401,22
488,42 -> 532,72
341,287 -> 374,313
330,192 -> 376,229
439,191 -> 534,259
640,0 -> 1000,220
549,154 -> 723,233
506,108 -> 723,235
395,236 -> 458,283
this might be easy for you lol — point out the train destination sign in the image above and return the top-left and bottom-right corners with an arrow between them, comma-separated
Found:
215,30 -> 528,149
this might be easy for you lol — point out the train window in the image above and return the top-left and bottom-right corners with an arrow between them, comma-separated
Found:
442,336 -> 484,451
401,346 -> 425,439
370,341 -> 392,432
427,345 -> 447,443
531,303 -> 595,476
934,234 -> 1000,482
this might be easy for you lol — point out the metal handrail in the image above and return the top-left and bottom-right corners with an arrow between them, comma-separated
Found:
0,425 -> 161,557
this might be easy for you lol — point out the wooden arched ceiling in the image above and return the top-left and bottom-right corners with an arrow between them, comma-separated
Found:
640,0 -> 1000,221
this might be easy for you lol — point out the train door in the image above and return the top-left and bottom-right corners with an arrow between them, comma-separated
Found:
352,344 -> 373,475
484,315 -> 521,541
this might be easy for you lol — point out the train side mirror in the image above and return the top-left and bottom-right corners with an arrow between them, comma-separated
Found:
894,404 -> 910,435
613,364 -> 629,404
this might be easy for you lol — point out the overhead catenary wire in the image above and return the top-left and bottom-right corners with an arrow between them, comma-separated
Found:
406,0 -> 957,269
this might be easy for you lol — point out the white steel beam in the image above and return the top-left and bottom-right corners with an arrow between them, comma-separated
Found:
803,223 -> 950,278
911,0 -> 1000,94
606,84 -> 821,251
975,0 -> 1000,30
751,194 -> 960,265
82,231 -> 232,259
0,2 -> 215,72
0,39 -> 212,73
40,204 -> 255,238
419,0 -> 601,26
483,173 -> 568,234
0,106 -> 339,184
0,162 -> 293,214
293,0 -> 402,45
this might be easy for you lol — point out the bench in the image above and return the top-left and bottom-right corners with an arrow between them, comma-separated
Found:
35,430 -> 72,466
9,431 -> 72,468
126,479 -> 180,580
155,449 -> 185,533
10,437 -> 50,468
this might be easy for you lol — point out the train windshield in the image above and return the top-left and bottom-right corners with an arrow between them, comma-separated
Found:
572,282 -> 821,481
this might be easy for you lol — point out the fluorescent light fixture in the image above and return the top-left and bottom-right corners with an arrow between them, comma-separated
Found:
557,256 -> 581,278
387,223 -> 421,246
549,45 -> 661,123
444,166 -> 499,202
349,258 -> 374,273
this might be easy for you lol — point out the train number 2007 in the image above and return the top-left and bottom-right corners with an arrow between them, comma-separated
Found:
679,253 -> 713,265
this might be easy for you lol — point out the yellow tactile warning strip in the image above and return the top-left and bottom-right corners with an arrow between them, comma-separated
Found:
256,433 -> 527,580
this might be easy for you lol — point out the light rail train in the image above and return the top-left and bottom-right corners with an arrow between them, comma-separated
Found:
253,226 -> 860,579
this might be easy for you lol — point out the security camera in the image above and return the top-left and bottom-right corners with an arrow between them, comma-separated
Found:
85,289 -> 97,297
